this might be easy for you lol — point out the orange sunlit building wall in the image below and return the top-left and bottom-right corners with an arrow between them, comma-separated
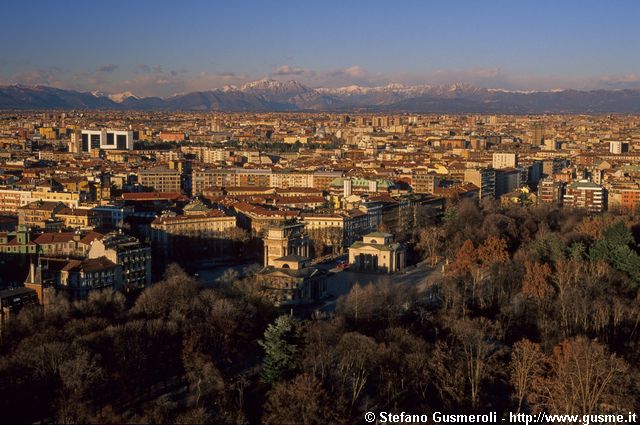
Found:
620,189 -> 640,213
159,132 -> 185,142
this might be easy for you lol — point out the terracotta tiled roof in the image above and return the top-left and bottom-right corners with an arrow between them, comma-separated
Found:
33,232 -> 76,244
122,192 -> 187,201
80,231 -> 104,245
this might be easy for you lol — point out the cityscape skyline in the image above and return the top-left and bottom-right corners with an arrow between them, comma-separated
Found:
3,1 -> 640,422
2,0 -> 640,96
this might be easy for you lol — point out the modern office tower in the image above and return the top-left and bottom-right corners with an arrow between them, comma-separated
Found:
609,140 -> 630,154
75,129 -> 134,152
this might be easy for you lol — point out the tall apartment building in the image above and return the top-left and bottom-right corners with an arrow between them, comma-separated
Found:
495,168 -> 522,197
204,149 -> 233,164
543,139 -> 563,151
530,123 -> 545,145
88,232 -> 152,291
464,168 -> 495,200
537,177 -> 565,204
619,188 -> 640,213
563,180 -> 606,212
492,153 -> 518,169
372,116 -> 390,128
412,170 -> 439,194
542,158 -> 568,177
139,166 -> 181,193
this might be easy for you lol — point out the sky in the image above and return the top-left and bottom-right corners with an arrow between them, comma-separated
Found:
1,0 -> 639,97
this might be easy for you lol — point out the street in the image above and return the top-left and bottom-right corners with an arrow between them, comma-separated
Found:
317,259 -> 444,312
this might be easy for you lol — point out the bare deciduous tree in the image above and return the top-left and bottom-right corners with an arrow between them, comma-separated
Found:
511,339 -> 544,413
529,337 -> 629,415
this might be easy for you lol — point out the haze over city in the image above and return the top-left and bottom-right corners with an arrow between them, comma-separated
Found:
2,0 -> 640,97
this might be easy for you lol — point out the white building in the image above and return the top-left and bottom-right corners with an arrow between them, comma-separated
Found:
72,129 -> 135,153
492,153 -> 517,169
348,232 -> 406,273
609,141 -> 630,154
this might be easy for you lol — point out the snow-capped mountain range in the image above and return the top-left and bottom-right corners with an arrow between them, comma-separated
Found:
1,79 -> 640,113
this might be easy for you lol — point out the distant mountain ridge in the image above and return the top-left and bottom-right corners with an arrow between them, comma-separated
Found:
1,79 -> 640,113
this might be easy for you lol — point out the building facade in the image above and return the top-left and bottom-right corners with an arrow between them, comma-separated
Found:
88,232 -> 152,291
563,180 -> 606,212
348,232 -> 406,273
139,166 -> 182,193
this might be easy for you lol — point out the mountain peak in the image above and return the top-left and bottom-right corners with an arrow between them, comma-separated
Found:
108,91 -> 139,103
1,82 -> 640,113
241,79 -> 308,92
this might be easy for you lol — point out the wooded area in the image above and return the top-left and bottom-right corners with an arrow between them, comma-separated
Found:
1,200 -> 639,423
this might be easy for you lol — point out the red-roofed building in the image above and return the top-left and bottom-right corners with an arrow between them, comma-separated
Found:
25,256 -> 122,302
32,231 -> 104,257
17,201 -> 65,229
121,192 -> 188,202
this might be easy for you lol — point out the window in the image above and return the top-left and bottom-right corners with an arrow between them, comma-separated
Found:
106,132 -> 115,145
81,134 -> 89,151
91,134 -> 101,149
117,134 -> 127,149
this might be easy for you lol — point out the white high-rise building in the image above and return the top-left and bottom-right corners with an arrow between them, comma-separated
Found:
609,141 -> 629,154
343,179 -> 352,197
75,129 -> 135,152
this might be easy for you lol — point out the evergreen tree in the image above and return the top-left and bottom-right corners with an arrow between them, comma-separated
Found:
259,315 -> 298,384
589,221 -> 640,283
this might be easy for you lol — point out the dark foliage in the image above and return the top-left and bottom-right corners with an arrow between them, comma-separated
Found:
1,202 -> 640,423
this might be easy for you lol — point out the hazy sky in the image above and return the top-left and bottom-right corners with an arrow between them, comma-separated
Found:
1,0 -> 639,96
